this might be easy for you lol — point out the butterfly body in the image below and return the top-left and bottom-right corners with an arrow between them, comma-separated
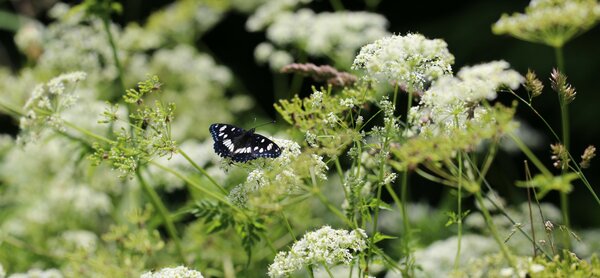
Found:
209,123 -> 282,162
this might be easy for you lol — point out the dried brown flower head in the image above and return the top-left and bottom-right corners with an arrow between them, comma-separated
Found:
524,69 -> 543,99
550,143 -> 569,170
280,63 -> 357,87
550,68 -> 576,104
580,145 -> 596,169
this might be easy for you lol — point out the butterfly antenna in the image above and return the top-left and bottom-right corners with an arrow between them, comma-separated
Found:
252,120 -> 276,129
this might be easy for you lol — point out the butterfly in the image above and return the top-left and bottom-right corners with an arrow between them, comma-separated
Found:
209,123 -> 282,162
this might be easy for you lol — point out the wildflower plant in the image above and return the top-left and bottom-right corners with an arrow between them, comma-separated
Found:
1,1 -> 600,277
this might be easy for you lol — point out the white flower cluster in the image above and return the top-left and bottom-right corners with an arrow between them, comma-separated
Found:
19,71 -> 87,143
254,8 -> 388,69
268,9 -> 388,57
493,0 -> 600,47
340,98 -> 355,108
307,91 -> 324,108
35,14 -> 118,86
323,112 -> 339,127
311,154 -> 329,180
409,61 -> 523,136
421,60 -> 522,107
246,0 -> 313,32
268,226 -> 367,277
140,266 -> 204,278
352,33 -> 454,93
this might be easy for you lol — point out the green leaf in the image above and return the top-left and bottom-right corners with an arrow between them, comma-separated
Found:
373,232 -> 398,243
515,173 -> 579,198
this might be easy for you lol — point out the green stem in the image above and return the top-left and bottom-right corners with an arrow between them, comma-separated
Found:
102,18 -> 125,95
280,211 -> 296,241
335,157 -> 350,201
323,263 -> 335,278
62,120 -> 115,144
474,192 -> 517,269
554,46 -> 571,244
453,152 -> 463,271
506,89 -> 560,142
307,265 -> 315,278
399,171 -> 411,256
150,161 -> 245,216
0,99 -> 25,117
178,149 -> 228,195
569,165 -> 600,207
135,168 -> 186,263
313,188 -> 353,227
465,156 -> 552,260
508,133 -> 552,176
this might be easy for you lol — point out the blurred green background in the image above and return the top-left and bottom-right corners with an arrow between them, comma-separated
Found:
1,0 -> 598,227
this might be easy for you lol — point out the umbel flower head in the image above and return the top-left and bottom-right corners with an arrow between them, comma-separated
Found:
408,61 -> 522,136
492,0 -> 600,47
268,226 -> 367,277
19,71 -> 87,144
352,33 -> 454,94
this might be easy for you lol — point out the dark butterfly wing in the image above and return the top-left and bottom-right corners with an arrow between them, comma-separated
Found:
209,123 -> 282,162
248,133 -> 282,160
209,123 -> 246,159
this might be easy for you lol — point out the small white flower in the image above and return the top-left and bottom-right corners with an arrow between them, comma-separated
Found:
307,91 -> 324,108
305,131 -> 318,147
355,115 -> 364,127
323,112 -> 338,127
383,172 -> 397,185
340,98 -> 355,108
273,138 -> 302,165
311,154 -> 329,180
140,266 -> 204,278
246,169 -> 268,191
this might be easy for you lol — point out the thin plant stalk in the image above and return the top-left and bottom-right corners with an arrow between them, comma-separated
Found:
524,161 -> 537,257
149,161 -> 246,215
554,46 -> 571,248
102,18 -> 125,95
178,149 -> 228,195
464,155 -> 553,260
453,151 -> 463,271
135,168 -> 186,264
400,87 -> 413,267
474,192 -> 517,269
